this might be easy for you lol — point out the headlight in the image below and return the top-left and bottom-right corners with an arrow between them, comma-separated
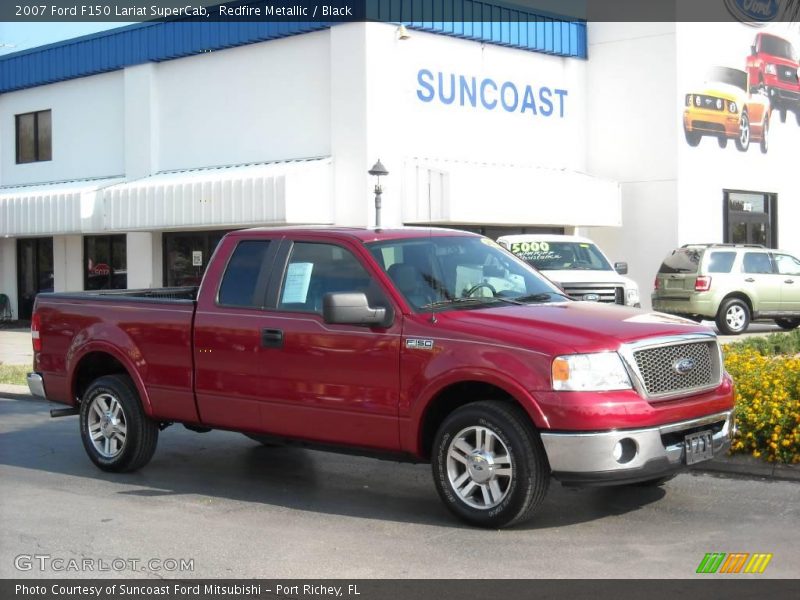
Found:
695,95 -> 702,107
552,353 -> 632,392
715,98 -> 723,110
686,94 -> 692,107
626,288 -> 640,306
765,64 -> 777,75
728,101 -> 737,113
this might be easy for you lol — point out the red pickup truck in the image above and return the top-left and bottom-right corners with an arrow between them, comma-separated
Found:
746,32 -> 800,125
28,228 -> 734,528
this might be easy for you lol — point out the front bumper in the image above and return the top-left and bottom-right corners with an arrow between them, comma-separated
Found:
766,86 -> 800,109
27,372 -> 47,399
541,410 -> 734,485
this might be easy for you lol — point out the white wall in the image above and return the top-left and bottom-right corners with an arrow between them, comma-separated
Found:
0,72 -> 125,186
155,30 -> 332,172
586,22 -> 679,310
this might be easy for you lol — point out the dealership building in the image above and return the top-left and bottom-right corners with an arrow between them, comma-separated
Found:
1,7 -> 798,319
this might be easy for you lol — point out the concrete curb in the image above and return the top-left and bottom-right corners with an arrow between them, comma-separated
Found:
0,383 -> 797,482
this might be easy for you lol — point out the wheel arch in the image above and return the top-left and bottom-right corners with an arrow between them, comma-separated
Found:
69,344 -> 153,416
415,378 -> 547,460
718,291 -> 754,316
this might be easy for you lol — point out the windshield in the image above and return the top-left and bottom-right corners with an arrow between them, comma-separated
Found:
367,236 -> 567,312
760,35 -> 796,61
707,67 -> 747,91
503,240 -> 612,271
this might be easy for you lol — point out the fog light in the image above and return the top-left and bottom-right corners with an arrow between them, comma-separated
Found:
613,438 -> 637,464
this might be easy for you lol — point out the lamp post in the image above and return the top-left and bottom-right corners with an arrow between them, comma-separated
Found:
368,159 -> 389,228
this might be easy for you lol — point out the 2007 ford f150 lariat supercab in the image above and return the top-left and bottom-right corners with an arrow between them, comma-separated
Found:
28,228 -> 734,528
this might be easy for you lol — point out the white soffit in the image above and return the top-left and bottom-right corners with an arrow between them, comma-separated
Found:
103,158 -> 334,231
402,160 -> 622,228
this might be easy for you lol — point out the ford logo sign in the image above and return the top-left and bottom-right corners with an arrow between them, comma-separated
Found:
582,293 -> 600,302
673,357 -> 697,375
724,0 -> 780,24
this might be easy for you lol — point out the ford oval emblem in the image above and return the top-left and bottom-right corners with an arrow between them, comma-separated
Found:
724,0 -> 780,24
582,293 -> 600,302
673,357 -> 696,375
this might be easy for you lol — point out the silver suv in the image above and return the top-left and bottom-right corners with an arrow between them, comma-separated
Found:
652,244 -> 800,335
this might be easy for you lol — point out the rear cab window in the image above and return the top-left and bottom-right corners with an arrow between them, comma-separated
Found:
217,240 -> 273,308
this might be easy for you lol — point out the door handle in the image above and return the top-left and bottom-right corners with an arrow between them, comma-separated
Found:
744,278 -> 755,283
261,329 -> 284,348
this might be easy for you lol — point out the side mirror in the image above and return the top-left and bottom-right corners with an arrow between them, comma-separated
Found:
322,292 -> 392,327
614,262 -> 628,275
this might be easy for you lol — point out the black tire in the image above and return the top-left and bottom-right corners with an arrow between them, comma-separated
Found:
684,128 -> 701,147
431,401 -> 549,528
735,111 -> 750,152
779,109 -> 787,123
717,136 -> 728,149
715,298 -> 751,335
243,433 -> 284,447
79,374 -> 159,472
775,318 -> 800,330
759,115 -> 769,154
795,110 -> 800,126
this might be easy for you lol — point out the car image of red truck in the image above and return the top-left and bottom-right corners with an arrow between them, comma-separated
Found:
27,227 -> 734,528
746,32 -> 800,125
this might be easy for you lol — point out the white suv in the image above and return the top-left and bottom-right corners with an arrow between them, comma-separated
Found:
497,234 -> 641,307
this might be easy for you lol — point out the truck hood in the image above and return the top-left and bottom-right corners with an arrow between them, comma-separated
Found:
436,301 -> 711,356
537,269 -> 636,289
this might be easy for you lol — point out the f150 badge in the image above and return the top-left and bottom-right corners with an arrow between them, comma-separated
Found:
406,338 -> 434,350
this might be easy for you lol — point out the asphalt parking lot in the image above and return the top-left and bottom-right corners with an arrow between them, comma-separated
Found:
1,394 -> 798,579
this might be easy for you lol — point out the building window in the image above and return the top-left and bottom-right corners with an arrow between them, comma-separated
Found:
163,230 -> 232,287
15,110 -> 52,164
723,190 -> 777,248
85,235 -> 127,290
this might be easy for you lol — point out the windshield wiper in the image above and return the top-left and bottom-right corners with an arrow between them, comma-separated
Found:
420,297 -> 502,311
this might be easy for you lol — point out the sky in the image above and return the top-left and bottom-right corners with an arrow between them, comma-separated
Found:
0,23 -> 134,56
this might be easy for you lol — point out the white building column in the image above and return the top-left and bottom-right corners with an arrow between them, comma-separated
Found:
127,232 -> 155,289
0,238 -> 18,320
54,235 -> 85,293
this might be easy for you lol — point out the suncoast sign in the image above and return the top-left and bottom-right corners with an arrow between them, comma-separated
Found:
416,69 -> 569,118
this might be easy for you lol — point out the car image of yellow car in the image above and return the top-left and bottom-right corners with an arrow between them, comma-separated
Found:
683,66 -> 770,153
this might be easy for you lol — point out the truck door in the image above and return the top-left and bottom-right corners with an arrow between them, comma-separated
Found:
194,236 -> 402,451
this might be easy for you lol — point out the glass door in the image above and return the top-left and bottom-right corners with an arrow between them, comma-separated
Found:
16,237 -> 54,320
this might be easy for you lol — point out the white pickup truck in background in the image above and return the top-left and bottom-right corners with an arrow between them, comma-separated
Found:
497,234 -> 641,307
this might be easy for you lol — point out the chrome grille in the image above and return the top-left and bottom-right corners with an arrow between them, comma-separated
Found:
562,283 -> 624,304
778,67 -> 798,83
632,341 -> 717,398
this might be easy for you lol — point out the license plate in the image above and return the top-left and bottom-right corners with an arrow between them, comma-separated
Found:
685,430 -> 714,465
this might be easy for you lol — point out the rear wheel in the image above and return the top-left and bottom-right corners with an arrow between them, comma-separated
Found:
759,115 -> 769,154
716,298 -> 750,335
775,318 -> 800,330
717,136 -> 728,149
432,401 -> 550,528
79,375 -> 158,472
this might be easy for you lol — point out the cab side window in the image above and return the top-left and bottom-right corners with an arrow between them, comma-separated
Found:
218,240 -> 272,308
742,252 -> 774,274
278,242 -> 387,313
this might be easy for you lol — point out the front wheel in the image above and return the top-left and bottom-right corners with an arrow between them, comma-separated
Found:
775,318 -> 800,330
432,401 -> 550,528
684,128 -> 701,147
79,375 -> 159,472
716,298 -> 751,335
735,111 -> 750,151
